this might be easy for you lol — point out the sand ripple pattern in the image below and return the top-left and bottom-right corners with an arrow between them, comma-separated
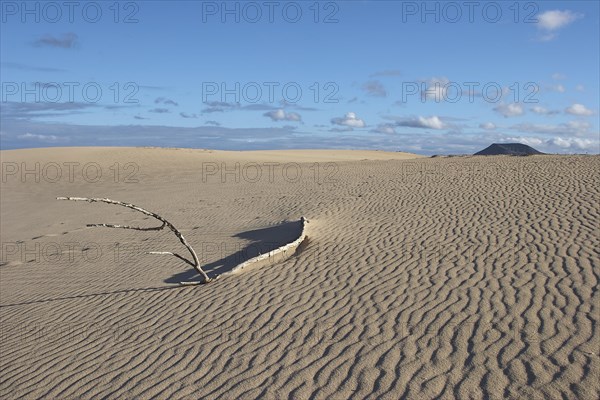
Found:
1,151 -> 598,399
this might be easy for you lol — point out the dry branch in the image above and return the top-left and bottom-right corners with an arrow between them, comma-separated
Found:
222,217 -> 308,276
56,196 -> 212,284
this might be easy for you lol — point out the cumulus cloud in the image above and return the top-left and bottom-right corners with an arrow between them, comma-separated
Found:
205,120 -> 221,126
565,103 -> 594,116
548,137 -> 597,150
537,10 -> 581,30
493,103 -> 524,117
371,123 -> 397,134
479,122 -> 496,130
551,73 -> 566,80
535,10 -> 582,40
33,33 -> 78,48
331,112 -> 366,128
395,116 -> 445,130
362,80 -> 387,97
531,106 -> 559,115
263,109 -> 302,122
499,135 -> 598,152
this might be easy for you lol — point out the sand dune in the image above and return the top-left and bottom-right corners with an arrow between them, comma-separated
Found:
1,147 -> 598,399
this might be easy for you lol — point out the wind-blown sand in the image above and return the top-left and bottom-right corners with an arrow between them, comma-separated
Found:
1,147 -> 598,399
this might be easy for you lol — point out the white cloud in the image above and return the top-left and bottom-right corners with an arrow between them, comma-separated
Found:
536,10 -> 583,42
505,136 -> 543,146
17,133 -> 59,141
504,135 -> 598,152
565,120 -> 592,132
421,77 -> 450,102
479,122 -> 496,130
396,116 -> 445,130
263,109 -> 302,122
548,137 -> 597,150
531,106 -> 559,115
537,10 -> 582,31
5,117 -> 596,156
575,84 -> 585,92
512,120 -> 592,136
551,73 -> 566,80
565,103 -> 594,116
505,136 -> 597,151
331,112 -> 366,128
535,10 -> 582,41
371,124 -> 396,134
494,103 -> 524,117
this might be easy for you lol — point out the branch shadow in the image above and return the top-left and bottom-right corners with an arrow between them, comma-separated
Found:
165,220 -> 304,283
0,285 -> 185,308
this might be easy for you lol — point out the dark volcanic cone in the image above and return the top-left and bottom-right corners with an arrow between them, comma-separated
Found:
474,143 -> 545,156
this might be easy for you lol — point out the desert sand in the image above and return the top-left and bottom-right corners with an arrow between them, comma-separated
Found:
1,147 -> 598,399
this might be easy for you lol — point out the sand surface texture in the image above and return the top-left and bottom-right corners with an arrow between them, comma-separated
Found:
1,147 -> 598,399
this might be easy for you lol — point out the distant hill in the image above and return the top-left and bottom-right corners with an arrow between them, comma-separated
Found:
474,143 -> 545,156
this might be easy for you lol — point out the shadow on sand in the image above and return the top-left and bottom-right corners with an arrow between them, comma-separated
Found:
0,285 -> 186,308
0,221 -> 304,307
165,220 -> 304,283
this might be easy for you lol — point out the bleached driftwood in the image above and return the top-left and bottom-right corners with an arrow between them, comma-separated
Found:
221,217 -> 308,277
56,196 -> 212,284
170,218 -> 307,286
57,196 -> 308,285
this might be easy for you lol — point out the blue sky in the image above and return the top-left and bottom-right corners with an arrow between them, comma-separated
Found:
1,0 -> 599,154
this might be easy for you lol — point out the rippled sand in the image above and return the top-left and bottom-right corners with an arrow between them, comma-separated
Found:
1,147 -> 598,399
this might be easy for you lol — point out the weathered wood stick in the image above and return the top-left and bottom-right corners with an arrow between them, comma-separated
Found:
222,217 -> 308,276
56,196 -> 212,283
